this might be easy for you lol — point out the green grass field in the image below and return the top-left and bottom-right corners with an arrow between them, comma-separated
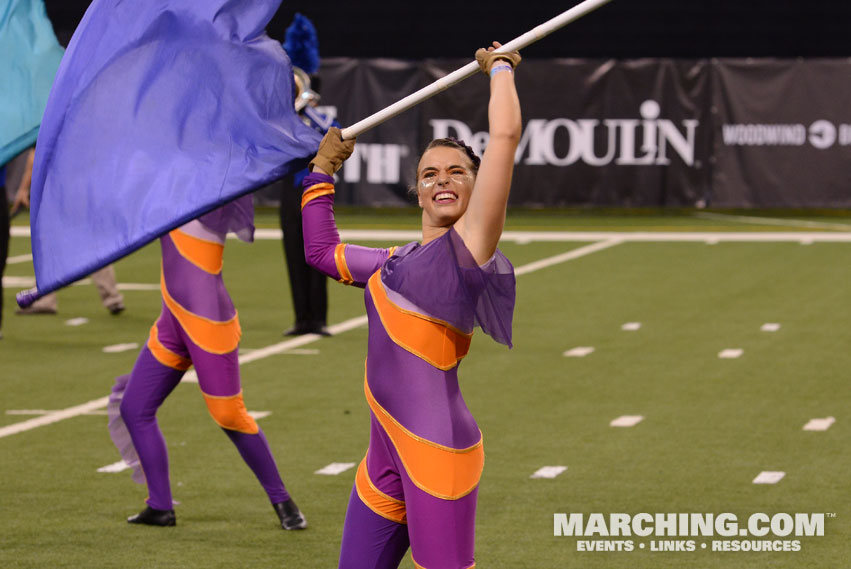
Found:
2,210 -> 849,568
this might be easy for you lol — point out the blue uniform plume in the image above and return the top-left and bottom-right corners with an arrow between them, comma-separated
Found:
283,13 -> 320,74
19,0 -> 323,306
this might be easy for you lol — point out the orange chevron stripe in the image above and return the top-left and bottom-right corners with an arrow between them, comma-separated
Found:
301,183 -> 335,208
367,271 -> 471,370
365,374 -> 483,500
147,322 -> 192,371
160,272 -> 241,354
335,243 -> 354,285
202,391 -> 258,434
168,229 -> 224,274
355,457 -> 407,524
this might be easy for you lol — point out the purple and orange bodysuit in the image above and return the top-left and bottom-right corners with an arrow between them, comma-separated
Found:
108,196 -> 292,515
301,172 -> 515,569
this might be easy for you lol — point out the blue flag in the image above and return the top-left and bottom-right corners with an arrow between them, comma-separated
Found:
22,0 -> 322,304
0,0 -> 64,166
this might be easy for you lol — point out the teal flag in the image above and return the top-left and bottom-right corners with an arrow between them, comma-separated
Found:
0,0 -> 64,166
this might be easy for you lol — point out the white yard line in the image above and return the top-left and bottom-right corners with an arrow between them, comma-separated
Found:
0,397 -> 110,438
515,239 -> 621,276
694,212 -> 851,232
7,254 -> 33,264
2,240 -> 621,438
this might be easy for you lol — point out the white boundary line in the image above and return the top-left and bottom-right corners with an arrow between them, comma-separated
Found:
0,240 -> 620,437
694,212 -> 851,232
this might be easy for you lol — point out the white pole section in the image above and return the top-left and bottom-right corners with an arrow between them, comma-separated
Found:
340,0 -> 613,140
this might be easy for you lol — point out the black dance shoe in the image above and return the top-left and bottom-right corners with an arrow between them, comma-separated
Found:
127,506 -> 176,526
273,499 -> 307,530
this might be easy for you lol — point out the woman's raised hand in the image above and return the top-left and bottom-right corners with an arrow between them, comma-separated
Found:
475,41 -> 521,75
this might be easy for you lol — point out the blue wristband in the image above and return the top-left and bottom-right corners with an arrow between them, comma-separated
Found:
490,63 -> 513,77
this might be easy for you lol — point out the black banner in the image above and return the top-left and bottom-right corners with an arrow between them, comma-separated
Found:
711,59 -> 851,207
266,58 -> 849,208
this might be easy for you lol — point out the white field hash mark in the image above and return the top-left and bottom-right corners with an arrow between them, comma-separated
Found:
315,463 -> 356,476
102,343 -> 139,353
564,347 -> 595,358
530,466 -> 567,479
753,471 -> 785,484
65,317 -> 89,327
803,417 -> 835,431
761,323 -> 781,332
718,349 -> 743,359
610,415 -> 644,427
621,322 -> 641,331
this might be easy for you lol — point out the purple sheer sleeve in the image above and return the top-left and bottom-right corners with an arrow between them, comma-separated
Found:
198,194 -> 255,242
381,228 -> 516,347
301,171 -> 391,287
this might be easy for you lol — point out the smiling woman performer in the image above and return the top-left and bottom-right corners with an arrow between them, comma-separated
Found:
302,43 -> 521,569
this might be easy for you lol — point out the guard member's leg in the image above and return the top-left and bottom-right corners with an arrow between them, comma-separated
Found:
120,343 -> 186,510
186,334 -> 290,504
339,416 -> 410,569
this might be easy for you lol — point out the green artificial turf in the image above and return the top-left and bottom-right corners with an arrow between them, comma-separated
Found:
1,211 -> 849,568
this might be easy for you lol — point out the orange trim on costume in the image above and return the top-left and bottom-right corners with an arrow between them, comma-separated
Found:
160,272 -> 241,354
412,559 -> 474,569
367,272 -> 471,371
169,229 -> 224,274
202,391 -> 258,434
364,375 -> 484,500
334,243 -> 354,285
355,457 -> 407,524
147,322 -> 192,371
301,183 -> 335,208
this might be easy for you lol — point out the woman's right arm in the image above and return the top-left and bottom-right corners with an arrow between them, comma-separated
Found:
301,130 -> 391,287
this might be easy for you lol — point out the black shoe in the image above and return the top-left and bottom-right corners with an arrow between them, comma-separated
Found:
127,506 -> 176,526
283,323 -> 311,336
308,324 -> 331,336
273,499 -> 307,530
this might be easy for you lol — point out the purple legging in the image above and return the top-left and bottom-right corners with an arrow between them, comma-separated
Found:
338,415 -> 478,569
119,312 -> 289,511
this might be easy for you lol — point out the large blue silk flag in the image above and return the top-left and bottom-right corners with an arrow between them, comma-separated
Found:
0,0 -> 64,166
24,0 -> 322,303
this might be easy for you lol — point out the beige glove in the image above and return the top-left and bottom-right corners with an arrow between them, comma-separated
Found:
309,127 -> 356,174
475,43 -> 521,75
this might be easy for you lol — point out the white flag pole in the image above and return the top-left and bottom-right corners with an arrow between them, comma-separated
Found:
340,0 -> 613,140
